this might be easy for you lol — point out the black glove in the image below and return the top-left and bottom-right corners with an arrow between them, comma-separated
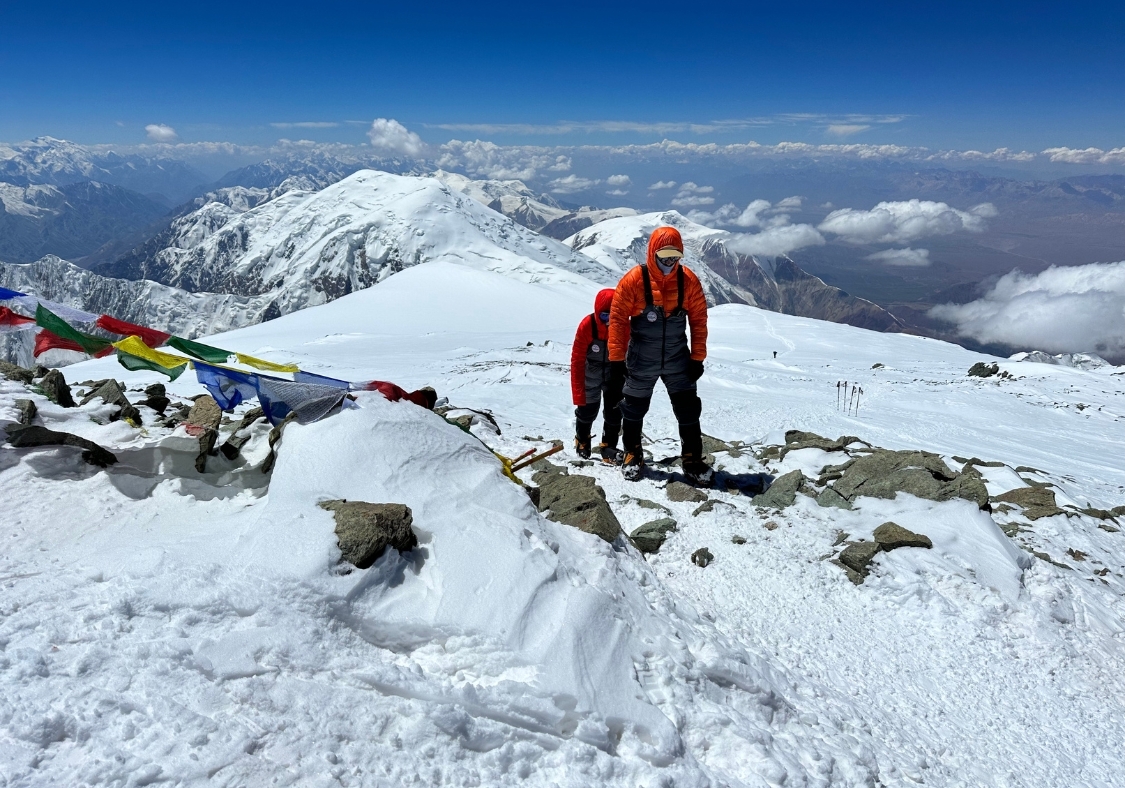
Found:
688,359 -> 705,381
609,361 -> 627,389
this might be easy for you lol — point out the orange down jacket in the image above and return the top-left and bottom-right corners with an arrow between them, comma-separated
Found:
570,288 -> 615,405
607,226 -> 708,363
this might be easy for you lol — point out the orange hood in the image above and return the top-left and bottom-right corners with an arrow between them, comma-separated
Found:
646,225 -> 685,271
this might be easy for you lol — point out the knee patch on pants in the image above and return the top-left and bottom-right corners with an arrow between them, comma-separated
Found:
669,390 -> 702,425
619,393 -> 652,423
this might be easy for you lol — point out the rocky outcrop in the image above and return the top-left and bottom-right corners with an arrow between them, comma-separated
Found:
819,449 -> 989,510
691,548 -> 714,568
38,369 -> 74,407
318,500 -> 417,569
15,399 -> 36,425
968,362 -> 999,378
994,486 -> 1065,520
4,424 -> 117,467
219,407 -> 264,460
752,470 -> 812,509
184,395 -> 222,472
629,518 -> 678,554
533,467 -> 622,543
837,541 -> 880,584
0,360 -> 34,384
80,379 -> 141,424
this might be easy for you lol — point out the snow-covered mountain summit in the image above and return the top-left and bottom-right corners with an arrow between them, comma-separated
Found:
100,169 -> 618,316
569,211 -> 904,331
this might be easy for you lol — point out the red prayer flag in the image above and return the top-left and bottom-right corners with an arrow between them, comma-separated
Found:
94,315 -> 171,348
34,329 -> 114,358
360,380 -> 436,409
0,306 -> 36,332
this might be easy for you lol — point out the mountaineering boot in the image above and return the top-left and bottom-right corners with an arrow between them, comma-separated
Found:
622,450 -> 645,481
598,425 -> 623,465
574,419 -> 593,459
574,434 -> 592,459
621,419 -> 644,480
679,421 -> 714,487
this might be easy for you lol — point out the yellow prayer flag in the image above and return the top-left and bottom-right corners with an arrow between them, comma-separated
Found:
233,352 -> 299,373
112,335 -> 193,370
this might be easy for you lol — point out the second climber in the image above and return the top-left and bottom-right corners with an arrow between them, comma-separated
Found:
570,288 -> 624,463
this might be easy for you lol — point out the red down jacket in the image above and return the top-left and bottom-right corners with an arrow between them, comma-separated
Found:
569,288 -> 615,405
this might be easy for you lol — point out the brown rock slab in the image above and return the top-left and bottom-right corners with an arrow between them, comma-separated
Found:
994,486 -> 1064,520
838,541 -> 881,578
533,469 -> 622,543
15,399 -> 36,425
319,500 -> 417,569
666,480 -> 708,503
873,522 -> 933,550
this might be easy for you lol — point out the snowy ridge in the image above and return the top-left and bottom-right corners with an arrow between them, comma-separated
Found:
101,170 -> 618,316
3,262 -> 1124,785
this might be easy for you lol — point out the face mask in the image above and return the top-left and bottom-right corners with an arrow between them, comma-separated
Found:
599,311 -> 611,324
656,258 -> 678,275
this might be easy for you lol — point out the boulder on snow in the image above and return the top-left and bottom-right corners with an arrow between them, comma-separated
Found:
4,424 -> 117,467
819,449 -> 990,510
691,547 -> 714,568
0,360 -> 34,384
81,379 -> 142,425
837,541 -> 880,583
15,399 -> 36,425
184,395 -> 223,471
666,480 -> 708,503
993,486 -> 1065,520
219,407 -> 265,460
968,362 -> 999,378
692,499 -> 735,516
38,369 -> 75,408
629,518 -> 678,554
139,383 -> 171,415
872,522 -> 933,550
533,469 -> 622,543
751,469 -> 811,509
318,500 -> 417,569
260,412 -> 297,474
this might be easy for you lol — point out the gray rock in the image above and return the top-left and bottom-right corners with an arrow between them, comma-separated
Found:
994,486 -> 1065,520
318,500 -> 417,569
873,522 -> 933,550
144,383 -> 166,398
667,481 -> 708,503
38,369 -> 75,408
260,412 -> 297,474
534,471 -> 622,543
691,548 -> 714,568
779,430 -> 864,459
831,558 -> 866,585
81,379 -> 141,425
821,449 -> 990,510
629,518 -> 678,554
838,541 -> 881,578
139,394 -> 170,414
968,362 -> 999,378
692,499 -> 735,516
219,406 -> 265,460
0,360 -> 34,384
185,395 -> 223,472
4,424 -> 117,467
751,469 -> 809,509
701,434 -> 732,455
15,399 -> 36,425
33,365 -> 49,379
635,498 -> 672,513
817,486 -> 853,510
731,535 -> 746,545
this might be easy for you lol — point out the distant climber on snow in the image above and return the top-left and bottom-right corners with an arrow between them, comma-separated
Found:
608,226 -> 713,485
570,288 -> 624,463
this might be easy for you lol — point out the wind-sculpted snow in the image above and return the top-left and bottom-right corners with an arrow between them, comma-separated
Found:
104,170 -> 618,317
2,263 -> 1125,785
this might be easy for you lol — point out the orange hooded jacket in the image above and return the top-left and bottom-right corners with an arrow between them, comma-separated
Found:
607,226 -> 708,363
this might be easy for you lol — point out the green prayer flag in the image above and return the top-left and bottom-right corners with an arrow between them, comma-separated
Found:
35,304 -> 112,356
115,348 -> 187,381
166,335 -> 231,364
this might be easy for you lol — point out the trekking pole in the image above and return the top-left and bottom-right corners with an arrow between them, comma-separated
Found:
849,384 -> 857,415
836,381 -> 842,410
855,387 -> 863,416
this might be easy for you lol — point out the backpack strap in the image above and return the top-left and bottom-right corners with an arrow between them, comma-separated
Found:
589,314 -> 599,341
675,265 -> 685,314
640,265 -> 654,308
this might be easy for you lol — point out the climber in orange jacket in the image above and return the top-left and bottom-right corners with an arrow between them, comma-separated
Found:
607,225 -> 713,484
570,288 -> 623,463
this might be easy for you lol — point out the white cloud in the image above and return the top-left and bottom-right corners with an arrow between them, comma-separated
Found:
548,174 -> 601,194
436,140 -> 565,181
1043,146 -> 1125,165
774,196 -> 803,211
867,247 -> 931,267
818,200 -> 997,244
271,121 -> 340,129
548,155 -> 572,172
826,124 -> 871,137
606,174 -> 631,187
724,224 -> 827,258
671,194 -> 715,207
649,180 -> 677,190
929,262 -> 1125,360
606,189 -> 629,196
423,115 -> 908,136
145,124 -> 178,142
676,182 -> 713,194
366,118 -> 426,157
687,199 -> 771,228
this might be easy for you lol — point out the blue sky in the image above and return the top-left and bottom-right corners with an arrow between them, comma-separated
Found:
2,0 -> 1123,151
